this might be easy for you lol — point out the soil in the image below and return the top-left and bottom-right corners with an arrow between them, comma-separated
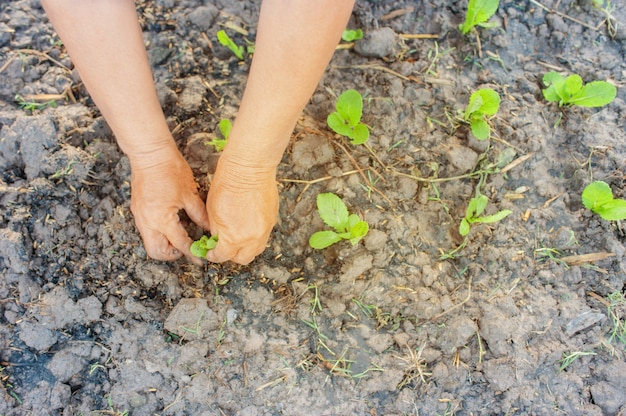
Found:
1,0 -> 625,415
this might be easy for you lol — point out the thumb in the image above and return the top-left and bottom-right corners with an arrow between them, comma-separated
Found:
205,238 -> 237,263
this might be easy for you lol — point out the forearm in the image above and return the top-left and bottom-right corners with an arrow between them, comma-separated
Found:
41,0 -> 174,165
224,0 -> 355,168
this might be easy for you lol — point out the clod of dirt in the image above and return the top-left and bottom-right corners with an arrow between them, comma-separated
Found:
186,5 -> 219,31
177,75 -> 208,114
18,321 -> 58,352
290,134 -> 335,175
164,298 -> 219,341
354,27 -> 398,59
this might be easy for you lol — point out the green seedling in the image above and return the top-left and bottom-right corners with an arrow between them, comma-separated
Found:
459,0 -> 500,35
558,350 -> 596,371
309,192 -> 369,249
327,89 -> 370,145
15,94 -> 57,111
459,194 -> 511,236
463,88 -> 500,140
190,235 -> 219,257
206,119 -> 232,152
342,28 -> 364,42
542,72 -> 617,108
217,30 -> 245,60
582,181 -> 626,221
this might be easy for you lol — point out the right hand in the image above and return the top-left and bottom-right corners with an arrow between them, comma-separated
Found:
129,145 -> 210,263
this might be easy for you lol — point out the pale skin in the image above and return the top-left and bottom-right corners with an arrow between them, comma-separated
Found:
42,0 -> 355,265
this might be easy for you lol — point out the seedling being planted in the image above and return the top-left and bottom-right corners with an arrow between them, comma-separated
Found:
542,72 -> 617,107
190,235 -> 218,258
327,89 -> 370,145
463,88 -> 500,140
217,30 -> 245,60
459,0 -> 500,35
582,181 -> 626,221
459,194 -> 511,236
206,119 -> 232,152
341,29 -> 364,42
309,192 -> 369,249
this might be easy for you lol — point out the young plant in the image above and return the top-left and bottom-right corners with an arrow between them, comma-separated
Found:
190,235 -> 219,258
582,181 -> 626,221
463,88 -> 500,140
206,119 -> 232,152
309,193 -> 369,249
459,194 -> 511,236
327,89 -> 370,145
217,30 -> 245,60
342,29 -> 364,42
542,72 -> 617,108
459,0 -> 500,35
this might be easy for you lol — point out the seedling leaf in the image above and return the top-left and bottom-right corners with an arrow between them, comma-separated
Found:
317,192 -> 349,231
596,200 -> 626,221
460,0 -> 500,35
327,112 -> 354,137
342,29 -> 364,42
309,231 -> 343,249
569,81 -> 617,108
459,218 -> 471,236
582,181 -> 626,220
465,94 -> 483,119
190,235 -> 219,258
470,118 -> 490,140
217,30 -> 244,60
218,119 -> 232,139
349,221 -> 369,245
582,181 -> 613,211
336,89 -> 363,127
474,209 -> 512,224
350,123 -> 370,145
475,89 -> 501,115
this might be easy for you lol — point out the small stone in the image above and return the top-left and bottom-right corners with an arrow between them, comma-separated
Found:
565,311 -> 606,337
354,28 -> 398,59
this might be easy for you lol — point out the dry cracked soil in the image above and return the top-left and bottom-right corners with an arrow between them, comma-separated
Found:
1,0 -> 625,415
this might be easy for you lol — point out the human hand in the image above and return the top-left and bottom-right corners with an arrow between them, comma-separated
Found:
205,153 -> 279,265
129,145 -> 210,264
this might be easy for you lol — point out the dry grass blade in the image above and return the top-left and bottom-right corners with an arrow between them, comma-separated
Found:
561,252 -> 615,266
395,343 -> 431,389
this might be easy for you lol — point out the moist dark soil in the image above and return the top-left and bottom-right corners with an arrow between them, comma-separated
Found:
1,0 -> 625,415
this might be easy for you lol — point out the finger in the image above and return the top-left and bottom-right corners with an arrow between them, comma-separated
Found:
163,221 -> 204,266
231,245 -> 265,265
205,240 -> 238,263
184,193 -> 211,231
140,227 -> 184,261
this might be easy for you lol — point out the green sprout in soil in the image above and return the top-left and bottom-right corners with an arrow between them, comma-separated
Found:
582,181 -> 626,221
606,291 -> 626,346
558,350 -> 596,371
542,72 -> 617,108
459,0 -> 500,35
206,119 -> 232,152
459,194 -> 511,237
341,28 -> 363,42
15,94 -> 57,112
309,192 -> 369,249
327,89 -> 370,145
463,88 -> 500,140
217,30 -> 245,60
190,234 -> 218,258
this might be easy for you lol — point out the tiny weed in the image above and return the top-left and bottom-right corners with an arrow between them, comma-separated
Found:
327,89 -> 370,145
459,194 -> 511,236
309,192 -> 369,249
558,350 -> 596,371
396,344 -> 431,389
542,72 -> 617,108
606,292 -> 626,346
190,234 -> 218,258
463,88 -> 500,140
206,119 -> 232,152
459,0 -> 500,35
217,30 -> 245,60
342,28 -> 364,42
582,181 -> 626,221
15,94 -> 58,111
